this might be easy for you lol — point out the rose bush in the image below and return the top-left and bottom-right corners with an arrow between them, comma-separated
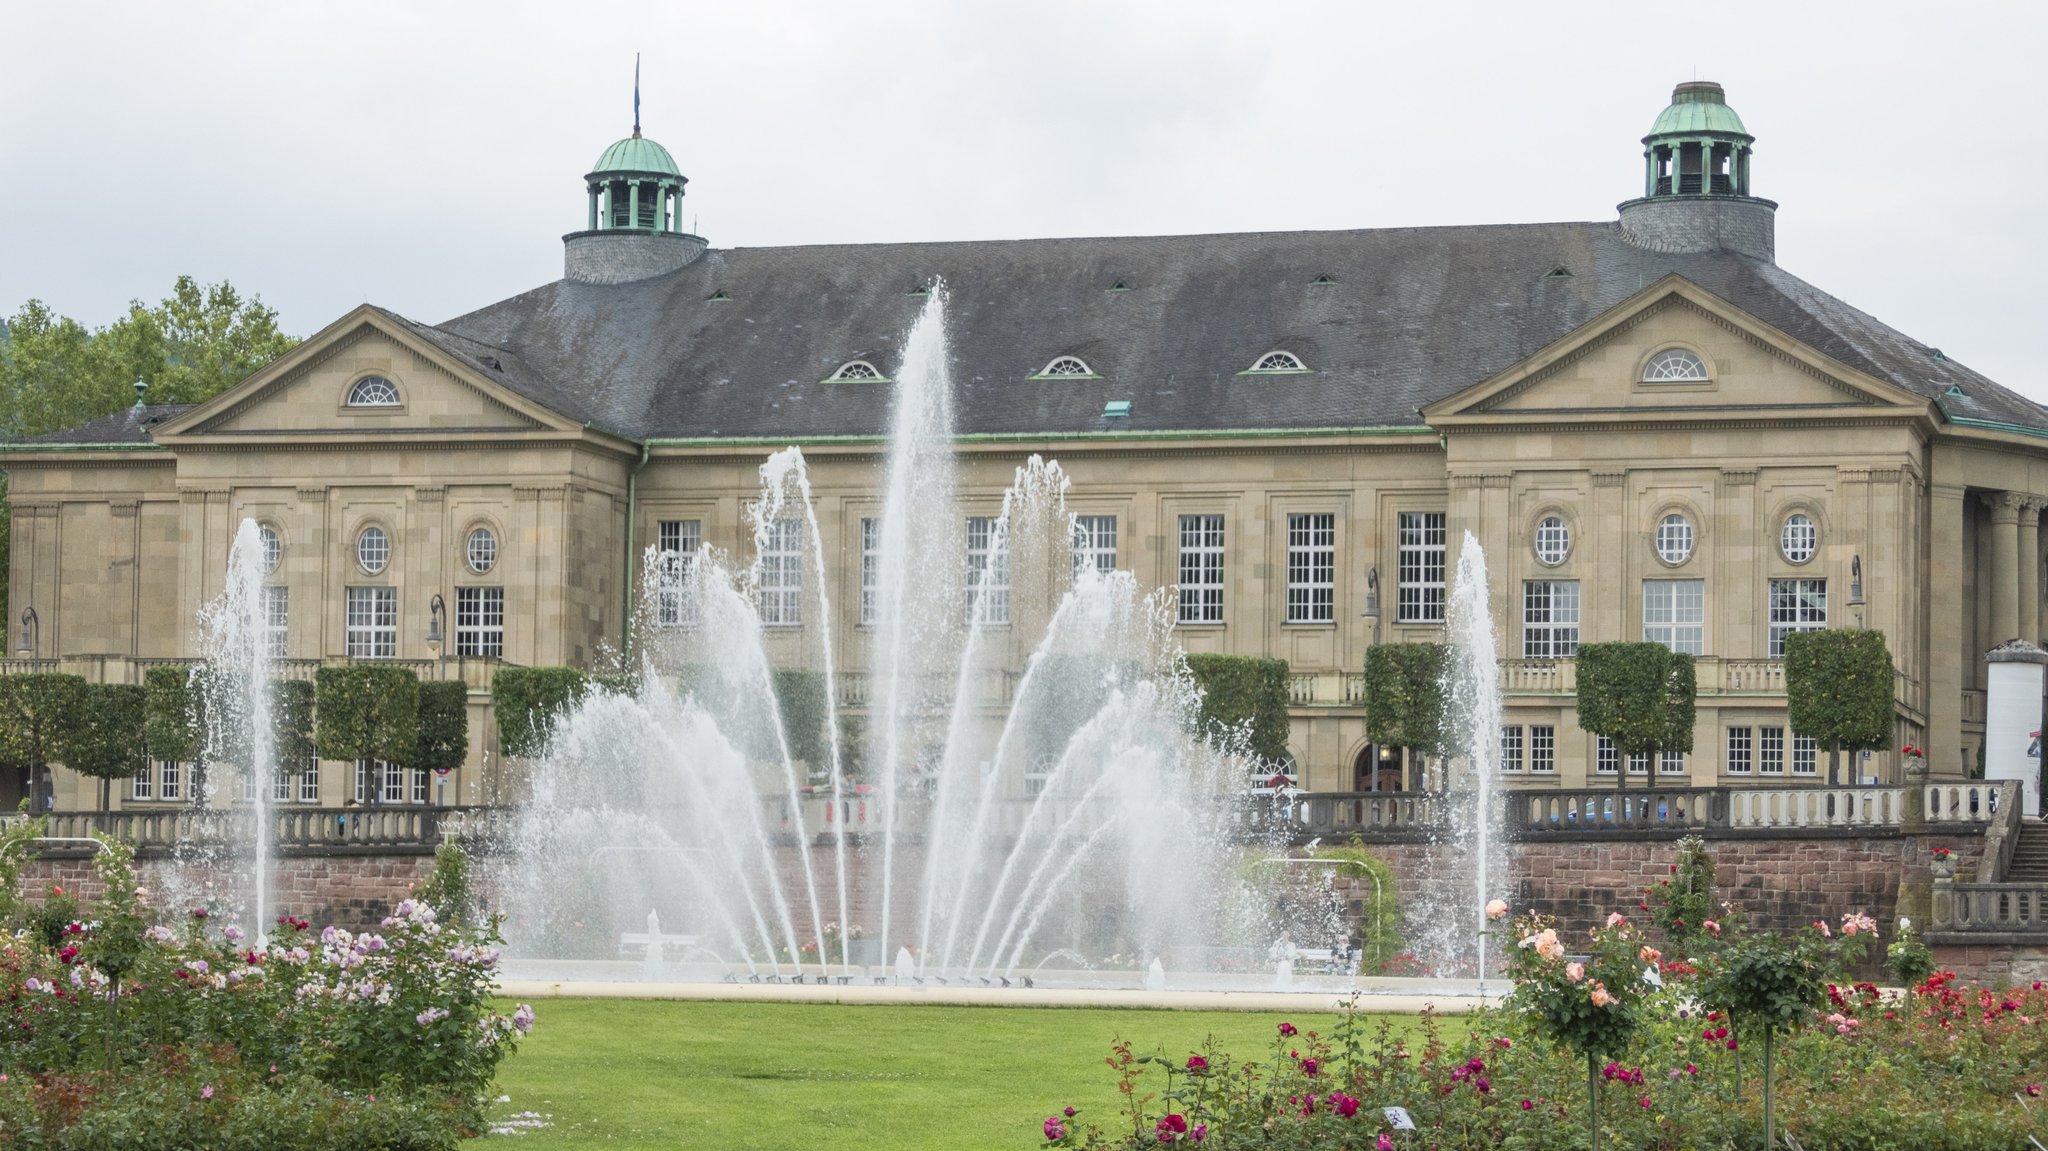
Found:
0,830 -> 531,1149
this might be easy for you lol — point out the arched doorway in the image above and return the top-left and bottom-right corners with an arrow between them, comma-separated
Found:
1352,744 -> 1408,792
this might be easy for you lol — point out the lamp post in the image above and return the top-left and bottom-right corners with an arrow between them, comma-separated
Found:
16,607 -> 38,662
425,594 -> 446,674
1847,554 -> 1866,629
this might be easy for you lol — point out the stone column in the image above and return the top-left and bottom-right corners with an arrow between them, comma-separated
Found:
1927,484 -> 1968,778
587,186 -> 599,231
2021,498 -> 2043,643
1985,492 -> 2023,644
627,183 -> 639,230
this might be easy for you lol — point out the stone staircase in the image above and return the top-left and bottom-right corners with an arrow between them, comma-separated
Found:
2010,821 -> 2048,883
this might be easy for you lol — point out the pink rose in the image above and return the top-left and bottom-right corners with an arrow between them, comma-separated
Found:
1485,899 -> 1509,920
1566,961 -> 1585,983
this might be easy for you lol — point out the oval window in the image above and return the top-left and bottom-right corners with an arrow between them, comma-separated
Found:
1534,516 -> 1570,566
357,526 -> 390,575
258,525 -> 282,574
1780,514 -> 1817,564
1655,514 -> 1694,565
467,527 -> 498,574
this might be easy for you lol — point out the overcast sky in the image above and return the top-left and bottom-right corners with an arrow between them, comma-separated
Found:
3,1 -> 2043,399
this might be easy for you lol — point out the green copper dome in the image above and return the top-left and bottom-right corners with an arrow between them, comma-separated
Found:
1647,81 -> 1749,138
591,134 -> 681,177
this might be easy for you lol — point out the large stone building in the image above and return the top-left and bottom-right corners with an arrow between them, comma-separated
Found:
6,80 -> 2044,810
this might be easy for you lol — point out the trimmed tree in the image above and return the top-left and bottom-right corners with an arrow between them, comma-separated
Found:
60,683 -> 148,814
143,665 -> 204,764
412,680 -> 470,786
491,667 -> 588,759
314,665 -> 420,774
771,669 -> 829,767
1783,629 -> 1894,784
1363,642 -> 1451,759
271,679 -> 317,772
0,672 -> 88,810
1184,654 -> 1292,765
1574,642 -> 1697,789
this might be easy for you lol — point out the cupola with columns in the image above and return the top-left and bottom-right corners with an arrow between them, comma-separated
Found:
562,111 -> 708,284
1618,80 -> 1777,262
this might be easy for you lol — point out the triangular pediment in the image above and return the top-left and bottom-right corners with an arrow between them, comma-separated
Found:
152,306 -> 579,443
1425,276 -> 1931,426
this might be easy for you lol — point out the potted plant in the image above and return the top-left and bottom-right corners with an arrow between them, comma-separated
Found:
1928,845 -> 1955,880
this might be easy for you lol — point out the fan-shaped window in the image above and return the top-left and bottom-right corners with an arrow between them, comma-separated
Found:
356,526 -> 390,575
1035,356 -> 1096,378
345,376 -> 401,407
1641,349 -> 1709,383
1245,351 -> 1309,374
826,360 -> 886,382
466,527 -> 498,575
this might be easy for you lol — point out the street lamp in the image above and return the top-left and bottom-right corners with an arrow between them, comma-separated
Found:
425,593 -> 446,661
1362,566 -> 1381,646
16,607 -> 38,661
1847,554 -> 1866,629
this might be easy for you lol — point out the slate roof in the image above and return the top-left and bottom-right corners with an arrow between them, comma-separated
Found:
20,404 -> 195,445
422,219 -> 2046,441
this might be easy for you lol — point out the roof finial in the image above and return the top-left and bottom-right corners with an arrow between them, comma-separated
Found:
132,378 -> 147,410
632,53 -> 641,138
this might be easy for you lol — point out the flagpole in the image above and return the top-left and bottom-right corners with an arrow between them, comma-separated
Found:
633,52 -> 641,137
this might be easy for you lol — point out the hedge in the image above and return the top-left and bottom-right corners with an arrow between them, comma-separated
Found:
1784,628 -> 1894,781
772,669 -> 830,766
412,680 -> 470,776
491,667 -> 588,758
143,665 -> 204,764
1362,643 -> 1450,756
0,673 -> 88,777
271,679 -> 317,772
1575,641 -> 1696,782
1184,654 -> 1291,764
313,665 -> 419,767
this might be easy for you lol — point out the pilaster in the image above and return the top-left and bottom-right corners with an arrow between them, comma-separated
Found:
1983,492 -> 2023,646
1927,485 -> 1967,777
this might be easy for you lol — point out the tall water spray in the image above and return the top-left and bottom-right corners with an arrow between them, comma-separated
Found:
1441,530 -> 1508,984
494,289 -> 1261,985
193,518 -> 278,940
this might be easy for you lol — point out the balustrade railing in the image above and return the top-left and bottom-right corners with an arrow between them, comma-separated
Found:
1923,782 -> 2005,824
1933,882 -> 2048,932
1511,788 -> 1723,833
1253,791 -> 1444,838
1727,787 -> 1904,829
1,806 -> 472,853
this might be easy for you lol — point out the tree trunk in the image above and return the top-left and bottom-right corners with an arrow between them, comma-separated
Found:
1762,1028 -> 1776,1151
1586,1052 -> 1600,1151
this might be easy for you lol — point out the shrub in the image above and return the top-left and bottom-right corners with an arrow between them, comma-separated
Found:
1783,629 -> 1894,783
143,665 -> 204,763
59,683 -> 147,812
0,672 -> 88,793
773,669 -> 830,765
1643,835 -> 1717,953
491,666 -> 588,758
270,678 -> 317,769
313,665 -> 419,767
1362,643 -> 1449,757
1185,654 -> 1291,764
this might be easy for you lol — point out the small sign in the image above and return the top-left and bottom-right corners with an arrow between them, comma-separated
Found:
1642,965 -> 1664,988
433,766 -> 454,776
1383,1106 -> 1415,1130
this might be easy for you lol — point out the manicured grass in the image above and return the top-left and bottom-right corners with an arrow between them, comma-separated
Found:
487,998 -> 1362,1149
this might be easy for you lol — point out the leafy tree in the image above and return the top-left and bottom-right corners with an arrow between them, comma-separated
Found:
1184,654 -> 1292,764
0,673 -> 87,810
491,667 -> 588,758
1574,642 -> 1697,789
59,683 -> 147,814
412,681 -> 470,778
1362,642 -> 1450,758
313,666 -> 419,770
1782,629 -> 1894,784
143,665 -> 204,763
270,678 -> 317,772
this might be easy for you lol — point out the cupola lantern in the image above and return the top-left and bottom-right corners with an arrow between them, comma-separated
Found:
1617,80 -> 1778,262
561,69 -> 709,284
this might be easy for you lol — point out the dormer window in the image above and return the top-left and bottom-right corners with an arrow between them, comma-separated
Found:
346,376 -> 401,407
826,360 -> 887,383
1034,356 -> 1097,379
1244,351 -> 1309,374
1641,348 -> 1709,383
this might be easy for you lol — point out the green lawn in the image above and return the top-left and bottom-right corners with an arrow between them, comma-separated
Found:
486,998 -> 1359,1149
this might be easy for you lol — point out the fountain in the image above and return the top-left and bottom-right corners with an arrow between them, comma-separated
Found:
189,518 -> 280,940
488,288 -> 1515,993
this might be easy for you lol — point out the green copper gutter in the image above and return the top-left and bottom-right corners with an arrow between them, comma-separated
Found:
1933,399 -> 2048,442
637,425 -> 1435,449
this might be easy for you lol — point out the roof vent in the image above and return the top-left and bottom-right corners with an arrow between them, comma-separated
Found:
1945,384 -> 1968,398
1545,265 -> 1573,278
1927,347 -> 1946,361
1108,279 -> 1131,292
706,289 -> 731,303
908,283 -> 930,297
1102,400 -> 1131,418
1310,274 -> 1335,285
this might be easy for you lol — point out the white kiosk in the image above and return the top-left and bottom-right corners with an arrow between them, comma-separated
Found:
1983,640 -> 2044,818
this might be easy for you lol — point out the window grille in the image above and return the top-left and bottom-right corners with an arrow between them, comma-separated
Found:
758,518 -> 803,627
1177,515 -> 1225,624
1529,726 -> 1556,773
1641,349 -> 1709,382
1792,733 -> 1819,776
1246,351 -> 1308,373
456,587 -> 504,658
655,519 -> 700,627
860,518 -> 880,625
356,526 -> 389,574
965,516 -> 1010,626
827,361 -> 884,382
1767,578 -> 1827,657
1726,727 -> 1753,775
1500,726 -> 1523,773
1285,513 -> 1335,623
1523,580 -> 1580,658
1759,726 -> 1786,775
158,759 -> 182,802
1655,514 -> 1694,564
346,376 -> 401,406
1534,516 -> 1570,565
1072,515 -> 1117,580
344,586 -> 397,658
1780,514 -> 1818,563
466,528 -> 497,574
1643,579 -> 1705,655
258,525 -> 282,573
263,585 -> 289,659
1397,512 -> 1446,623
1037,356 -> 1094,377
